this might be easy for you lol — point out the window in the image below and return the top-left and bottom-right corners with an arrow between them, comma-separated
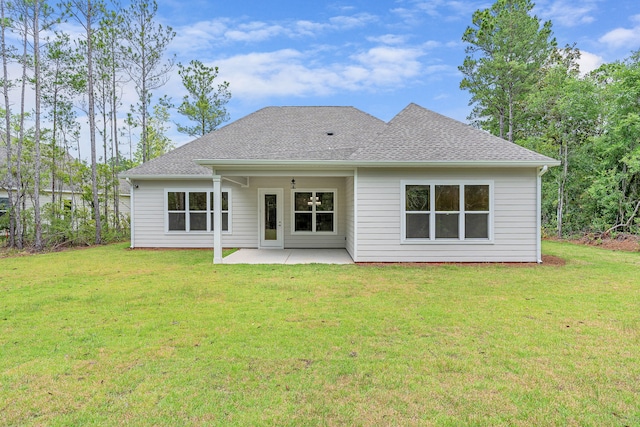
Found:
292,190 -> 335,233
166,190 -> 230,233
402,182 -> 491,242
210,191 -> 229,231
0,197 -> 8,217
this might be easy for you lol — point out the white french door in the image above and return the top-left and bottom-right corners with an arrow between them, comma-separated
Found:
258,189 -> 284,248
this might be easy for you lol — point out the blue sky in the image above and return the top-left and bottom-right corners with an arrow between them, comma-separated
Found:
154,0 -> 639,148
8,0 -> 639,159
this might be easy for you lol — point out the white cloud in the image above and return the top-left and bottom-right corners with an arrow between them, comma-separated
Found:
225,22 -> 287,43
209,44 -> 429,101
599,15 -> 640,50
539,0 -> 598,27
577,51 -> 604,75
367,34 -> 409,45
329,13 -> 378,29
171,19 -> 229,53
392,1 -> 484,24
351,46 -> 424,86
172,12 -> 379,51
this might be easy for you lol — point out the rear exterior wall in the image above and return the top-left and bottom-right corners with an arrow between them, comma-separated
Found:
354,167 -> 539,262
130,177 -> 347,249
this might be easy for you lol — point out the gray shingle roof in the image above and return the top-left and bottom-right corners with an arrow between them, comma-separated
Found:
122,103 -> 557,177
352,103 -> 555,162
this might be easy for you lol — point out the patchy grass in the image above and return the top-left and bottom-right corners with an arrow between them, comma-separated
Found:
1,241 -> 639,426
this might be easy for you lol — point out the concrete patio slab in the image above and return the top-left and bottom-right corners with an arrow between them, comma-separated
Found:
222,249 -> 353,264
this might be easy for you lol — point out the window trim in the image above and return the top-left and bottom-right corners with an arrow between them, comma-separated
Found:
400,181 -> 494,244
164,188 -> 232,234
290,188 -> 338,235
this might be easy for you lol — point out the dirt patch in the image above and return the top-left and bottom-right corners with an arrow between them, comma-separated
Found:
540,254 -> 566,266
552,233 -> 640,252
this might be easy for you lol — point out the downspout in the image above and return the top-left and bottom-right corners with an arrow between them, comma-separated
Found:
126,178 -> 135,249
353,168 -> 358,262
536,165 -> 549,263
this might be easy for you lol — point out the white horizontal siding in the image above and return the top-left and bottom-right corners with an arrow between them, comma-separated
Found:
355,168 -> 539,262
345,176 -> 355,258
132,180 -> 222,248
282,177 -> 347,248
130,176 -> 348,249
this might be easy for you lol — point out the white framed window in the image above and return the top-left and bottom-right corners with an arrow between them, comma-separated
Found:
401,181 -> 492,243
0,197 -> 8,217
165,189 -> 231,233
291,189 -> 336,233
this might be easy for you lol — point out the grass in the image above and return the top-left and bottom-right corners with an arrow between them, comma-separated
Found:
1,242 -> 639,426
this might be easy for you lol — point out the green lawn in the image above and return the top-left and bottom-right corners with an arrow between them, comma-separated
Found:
1,242 -> 639,426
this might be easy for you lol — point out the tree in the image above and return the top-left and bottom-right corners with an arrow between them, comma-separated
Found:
9,0 -> 33,249
119,0 -> 175,163
459,0 -> 556,142
176,60 -> 230,137
65,0 -> 104,244
0,0 -> 15,247
522,46 -> 600,236
41,32 -> 83,217
132,96 -> 173,163
95,10 -> 126,229
587,52 -> 640,235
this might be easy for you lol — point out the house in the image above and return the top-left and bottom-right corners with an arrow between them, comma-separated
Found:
0,146 -> 131,224
120,103 -> 560,263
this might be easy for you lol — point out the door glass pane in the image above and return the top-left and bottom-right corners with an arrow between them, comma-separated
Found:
265,194 -> 277,240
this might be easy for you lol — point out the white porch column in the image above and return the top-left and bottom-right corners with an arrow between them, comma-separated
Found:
212,175 -> 223,264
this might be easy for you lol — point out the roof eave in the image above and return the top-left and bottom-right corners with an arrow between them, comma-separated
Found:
118,173 -> 213,180
120,159 -> 561,179
195,159 -> 562,168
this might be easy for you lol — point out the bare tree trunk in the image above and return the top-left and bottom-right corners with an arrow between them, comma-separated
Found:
508,89 -> 514,142
86,0 -> 101,244
557,141 -> 569,238
1,0 -> 15,247
101,84 -> 108,227
111,54 -> 120,230
33,0 -> 43,251
15,8 -> 27,249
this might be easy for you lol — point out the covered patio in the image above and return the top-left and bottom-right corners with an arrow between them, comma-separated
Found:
222,248 -> 354,264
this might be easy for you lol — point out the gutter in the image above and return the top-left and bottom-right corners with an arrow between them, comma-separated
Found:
194,159 -> 562,169
126,178 -> 135,249
536,165 -> 549,263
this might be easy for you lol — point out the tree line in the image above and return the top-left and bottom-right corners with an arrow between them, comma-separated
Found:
460,0 -> 640,238
0,0 -> 231,250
